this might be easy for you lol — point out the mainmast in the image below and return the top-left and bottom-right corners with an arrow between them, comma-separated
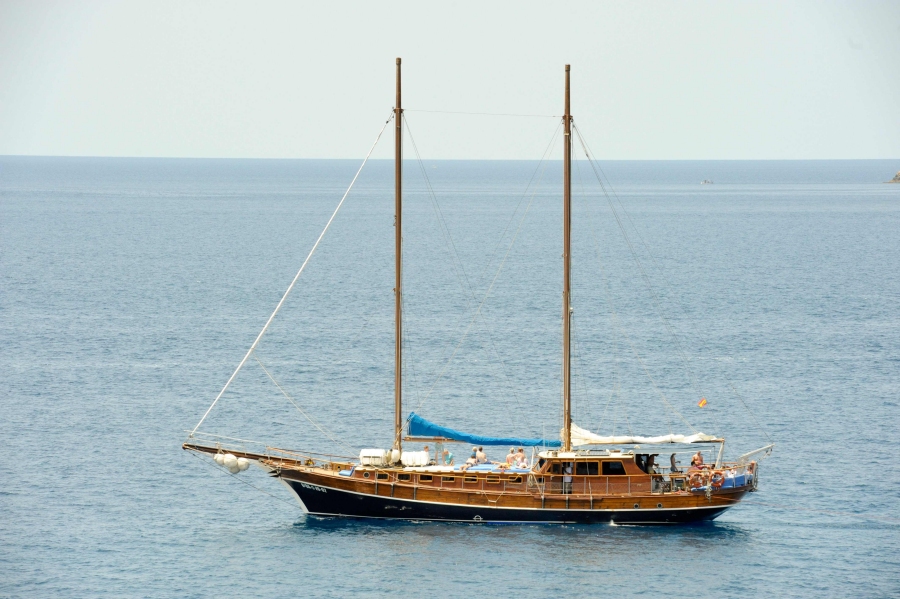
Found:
562,64 -> 573,452
393,58 -> 403,452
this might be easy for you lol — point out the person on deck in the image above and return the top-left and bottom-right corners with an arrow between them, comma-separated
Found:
514,447 -> 526,462
670,453 -> 680,473
515,448 -> 528,469
476,447 -> 487,464
460,452 -> 477,472
563,462 -> 573,494
505,448 -> 516,466
442,449 -> 454,466
693,451 -> 705,468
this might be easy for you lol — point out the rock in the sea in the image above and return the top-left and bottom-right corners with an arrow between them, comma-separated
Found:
889,171 -> 900,183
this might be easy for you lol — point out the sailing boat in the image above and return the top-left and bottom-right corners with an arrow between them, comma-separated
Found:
184,59 -> 773,524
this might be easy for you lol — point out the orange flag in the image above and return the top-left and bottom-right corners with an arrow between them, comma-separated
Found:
697,397 -> 708,408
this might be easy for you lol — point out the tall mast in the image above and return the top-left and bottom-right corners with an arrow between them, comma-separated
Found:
393,58 -> 403,451
562,64 -> 573,452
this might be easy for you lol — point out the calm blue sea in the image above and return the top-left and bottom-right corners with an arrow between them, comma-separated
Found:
1,156 -> 898,598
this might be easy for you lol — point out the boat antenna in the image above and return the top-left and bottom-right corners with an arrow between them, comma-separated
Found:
562,64 -> 573,452
393,57 -> 404,452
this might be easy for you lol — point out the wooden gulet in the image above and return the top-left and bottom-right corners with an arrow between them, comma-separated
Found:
184,59 -> 768,524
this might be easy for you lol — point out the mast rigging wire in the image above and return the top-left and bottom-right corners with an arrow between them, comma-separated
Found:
411,123 -> 563,413
253,354 -> 356,454
189,111 -> 394,437
572,157 -> 627,432
571,123 -> 702,433
405,109 -> 559,118
573,154 -> 678,435
574,122 -> 769,441
403,115 -> 523,406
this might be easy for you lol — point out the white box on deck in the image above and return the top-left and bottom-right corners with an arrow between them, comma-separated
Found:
359,449 -> 388,466
400,450 -> 430,467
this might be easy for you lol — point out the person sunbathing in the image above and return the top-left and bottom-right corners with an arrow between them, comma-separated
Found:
460,453 -> 478,472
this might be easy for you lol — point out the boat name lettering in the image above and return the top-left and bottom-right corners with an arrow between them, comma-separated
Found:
299,482 -> 328,493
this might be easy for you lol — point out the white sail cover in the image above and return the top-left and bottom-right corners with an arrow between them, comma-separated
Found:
569,423 -> 718,446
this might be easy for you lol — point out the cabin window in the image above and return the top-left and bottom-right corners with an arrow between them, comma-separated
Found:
576,461 -> 599,476
376,472 -> 389,481
537,458 -> 546,471
419,475 -> 433,482
602,461 -> 626,476
464,476 -> 478,483
549,463 -> 562,474
508,476 -> 523,483
398,474 -> 411,482
442,476 -> 455,483
485,476 -> 500,484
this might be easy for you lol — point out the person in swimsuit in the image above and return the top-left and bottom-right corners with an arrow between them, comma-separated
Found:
515,448 -> 528,469
692,451 -> 705,469
460,452 -> 477,472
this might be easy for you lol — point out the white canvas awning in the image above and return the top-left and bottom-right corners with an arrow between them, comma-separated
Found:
568,423 -> 719,446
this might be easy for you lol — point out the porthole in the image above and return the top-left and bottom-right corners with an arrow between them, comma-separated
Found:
634,503 -> 640,509
657,503 -> 663,508
363,472 -> 370,478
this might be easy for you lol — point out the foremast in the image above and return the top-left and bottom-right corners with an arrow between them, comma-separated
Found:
562,65 -> 573,451
393,57 -> 403,453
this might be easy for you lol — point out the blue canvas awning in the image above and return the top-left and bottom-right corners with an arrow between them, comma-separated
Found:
407,412 -> 561,447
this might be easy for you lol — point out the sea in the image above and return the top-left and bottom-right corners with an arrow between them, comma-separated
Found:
1,156 -> 898,598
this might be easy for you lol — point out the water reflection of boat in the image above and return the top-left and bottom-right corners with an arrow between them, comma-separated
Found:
184,59 -> 772,524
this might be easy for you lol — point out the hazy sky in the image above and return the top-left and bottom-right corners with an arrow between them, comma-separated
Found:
1,1 -> 898,160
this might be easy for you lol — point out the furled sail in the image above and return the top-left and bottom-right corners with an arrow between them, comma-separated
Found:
408,412 -> 562,447
569,423 -> 719,446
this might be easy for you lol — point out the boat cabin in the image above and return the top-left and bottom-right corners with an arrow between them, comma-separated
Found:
533,450 -> 652,495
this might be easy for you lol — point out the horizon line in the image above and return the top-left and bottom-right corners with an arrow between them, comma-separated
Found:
2,154 -> 898,162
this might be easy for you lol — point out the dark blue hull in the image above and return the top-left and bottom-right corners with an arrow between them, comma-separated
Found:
282,479 -> 732,524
